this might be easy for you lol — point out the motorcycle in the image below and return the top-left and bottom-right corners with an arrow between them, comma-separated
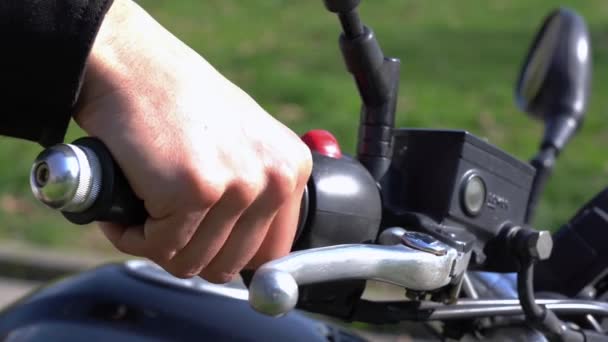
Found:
1,1 -> 605,341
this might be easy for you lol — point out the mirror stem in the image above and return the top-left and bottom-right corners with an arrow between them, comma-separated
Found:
338,11 -> 364,38
542,114 -> 579,154
525,146 -> 557,224
324,1 -> 400,182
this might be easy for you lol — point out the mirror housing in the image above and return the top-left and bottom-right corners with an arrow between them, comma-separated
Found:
516,7 -> 591,153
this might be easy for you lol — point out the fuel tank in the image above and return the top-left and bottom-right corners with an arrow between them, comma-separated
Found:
0,260 -> 364,341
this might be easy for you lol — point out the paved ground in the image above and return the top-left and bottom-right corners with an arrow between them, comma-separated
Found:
0,278 -> 38,309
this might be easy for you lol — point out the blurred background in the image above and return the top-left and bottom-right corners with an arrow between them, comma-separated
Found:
0,1 -> 607,268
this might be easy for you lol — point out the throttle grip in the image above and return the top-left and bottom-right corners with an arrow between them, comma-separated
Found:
30,137 -> 311,231
30,135 -> 382,271
30,136 -> 386,314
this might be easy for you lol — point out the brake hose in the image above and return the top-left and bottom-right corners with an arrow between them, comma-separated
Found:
517,257 -> 584,341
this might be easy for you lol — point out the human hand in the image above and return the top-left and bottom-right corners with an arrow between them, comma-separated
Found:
74,0 -> 312,283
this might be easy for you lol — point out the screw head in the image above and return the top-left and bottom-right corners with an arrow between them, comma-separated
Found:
528,230 -> 553,260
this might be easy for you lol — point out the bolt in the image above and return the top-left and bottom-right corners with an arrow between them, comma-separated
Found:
34,162 -> 50,187
527,230 -> 553,260
377,227 -> 406,245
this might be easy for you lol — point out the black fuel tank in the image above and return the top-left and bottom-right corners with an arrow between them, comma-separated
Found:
0,261 -> 364,341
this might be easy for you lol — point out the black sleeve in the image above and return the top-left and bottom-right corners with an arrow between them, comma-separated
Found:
0,0 -> 114,147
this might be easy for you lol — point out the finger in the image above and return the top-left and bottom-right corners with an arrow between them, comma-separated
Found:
165,184 -> 255,278
99,222 -> 148,257
198,195 -> 278,284
142,209 -> 206,263
200,172 -> 298,283
246,186 -> 304,269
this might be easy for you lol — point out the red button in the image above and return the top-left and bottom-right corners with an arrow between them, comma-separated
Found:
301,129 -> 342,159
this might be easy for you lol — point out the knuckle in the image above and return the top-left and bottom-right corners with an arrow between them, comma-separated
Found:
180,162 -> 228,208
265,166 -> 297,203
296,144 -> 313,185
229,177 -> 261,208
188,177 -> 225,209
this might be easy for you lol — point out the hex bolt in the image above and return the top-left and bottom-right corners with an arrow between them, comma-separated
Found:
527,230 -> 553,261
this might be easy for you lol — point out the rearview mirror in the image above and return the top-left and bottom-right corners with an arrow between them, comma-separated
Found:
516,7 -> 591,152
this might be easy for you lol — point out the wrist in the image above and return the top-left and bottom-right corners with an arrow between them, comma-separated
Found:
78,0 -> 141,105
77,0 -> 210,114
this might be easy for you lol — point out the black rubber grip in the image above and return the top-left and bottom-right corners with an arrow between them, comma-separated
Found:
58,138 -> 380,256
60,137 -> 311,234
62,137 -> 147,226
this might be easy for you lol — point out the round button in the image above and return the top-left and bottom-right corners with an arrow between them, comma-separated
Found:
461,172 -> 486,216
300,129 -> 342,159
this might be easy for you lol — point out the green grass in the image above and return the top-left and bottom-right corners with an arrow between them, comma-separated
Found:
1,0 -> 608,250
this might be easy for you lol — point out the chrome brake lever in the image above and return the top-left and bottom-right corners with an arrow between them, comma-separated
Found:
249,228 -> 471,316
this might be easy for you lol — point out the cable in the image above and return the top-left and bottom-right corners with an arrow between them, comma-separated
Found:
514,236 -> 584,341
517,260 -> 546,320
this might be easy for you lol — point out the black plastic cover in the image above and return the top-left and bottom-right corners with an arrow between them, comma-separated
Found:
385,129 -> 535,268
291,152 -> 381,321
388,129 -> 534,231
535,188 -> 608,296
293,152 -> 382,250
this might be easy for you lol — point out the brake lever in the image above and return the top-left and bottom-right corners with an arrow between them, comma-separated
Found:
249,229 -> 471,316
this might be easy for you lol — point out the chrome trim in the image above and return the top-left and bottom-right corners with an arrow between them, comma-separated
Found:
377,227 -> 406,245
124,260 -> 249,301
425,299 -> 608,320
30,144 -> 102,212
401,231 -> 447,256
467,271 -> 518,299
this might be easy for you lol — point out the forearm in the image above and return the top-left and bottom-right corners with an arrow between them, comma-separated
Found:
0,0 -> 114,146
78,0 -> 224,118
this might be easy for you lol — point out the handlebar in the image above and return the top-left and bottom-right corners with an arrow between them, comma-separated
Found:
30,137 -> 382,250
29,137 -> 597,342
30,137 -> 475,317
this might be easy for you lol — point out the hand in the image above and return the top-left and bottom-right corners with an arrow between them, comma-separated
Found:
74,0 -> 312,283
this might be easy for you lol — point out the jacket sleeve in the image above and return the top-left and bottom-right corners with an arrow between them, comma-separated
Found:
0,0 -> 114,147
